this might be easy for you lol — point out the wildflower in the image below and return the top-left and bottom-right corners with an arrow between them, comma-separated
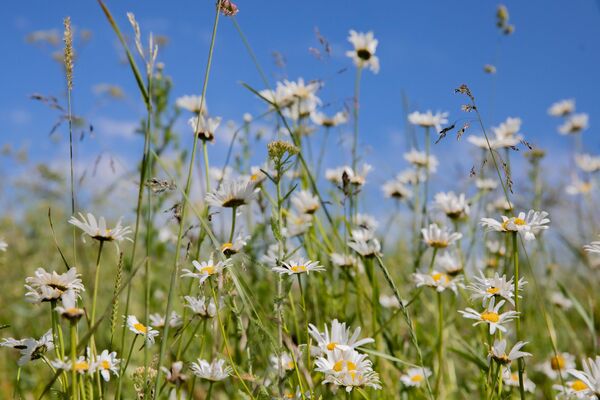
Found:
311,110 -> 348,127
291,190 -> 320,214
355,214 -> 378,232
184,296 -> 220,318
413,270 -> 462,293
537,352 -> 576,380
400,367 -> 432,388
502,368 -> 536,393
551,291 -> 573,310
220,234 -> 249,256
270,352 -> 296,376
205,178 -> 258,208
467,271 -> 525,306
492,117 -> 522,144
480,210 -> 550,241
161,361 -> 188,385
284,212 -> 313,237
422,223 -> 462,248
566,177 -> 593,196
346,30 -> 380,73
149,312 -> 183,329
126,315 -> 159,344
92,350 -> 120,381
69,213 -> 132,243
325,164 -> 372,188
55,290 -> 84,321
553,380 -> 592,399
404,149 -> 439,173
575,153 -> 600,173
25,267 -> 84,303
548,99 -> 575,117
382,178 -> 413,200
308,319 -> 374,355
348,228 -> 381,257
486,240 -> 506,256
476,178 -> 498,192
219,0 -> 239,16
568,357 -> 600,397
272,258 -> 325,276
315,349 -> 381,392
458,297 -> 519,334
1,330 -> 54,366
559,113 -> 589,135
190,358 -> 232,381
489,339 -> 531,365
188,115 -> 221,142
175,95 -> 207,115
433,191 -> 470,220
330,253 -> 359,269
247,165 -> 269,185
435,251 -> 463,276
55,355 -> 92,375
397,168 -> 426,185
281,78 -> 322,119
408,110 -> 449,133
182,259 -> 232,285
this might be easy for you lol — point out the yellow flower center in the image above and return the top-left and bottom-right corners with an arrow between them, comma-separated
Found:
286,361 -> 294,370
134,322 -> 148,334
74,361 -> 89,371
486,287 -> 500,295
501,217 -> 526,231
200,266 -> 215,275
327,342 -> 338,351
480,311 -> 500,323
290,265 -> 307,273
411,374 -> 424,383
430,240 -> 448,249
550,355 -> 566,370
333,360 -> 357,372
513,218 -> 526,225
66,307 -> 80,314
250,173 -> 259,181
101,360 -> 110,369
221,242 -> 233,252
571,380 -> 588,391
432,273 -> 448,284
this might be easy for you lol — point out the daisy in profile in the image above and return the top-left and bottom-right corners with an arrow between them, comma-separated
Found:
458,298 -> 519,334
291,190 -> 320,214
279,78 -> 322,120
69,212 -> 132,243
325,164 -> 373,188
272,258 -> 325,276
315,349 -> 381,392
126,315 -> 159,345
408,110 -> 449,133
270,352 -> 296,376
397,168 -> 426,186
492,116 -> 523,148
475,178 -> 498,192
161,361 -> 188,386
422,223 -> 462,249
184,296 -> 220,318
548,99 -> 575,117
489,339 -> 531,366
480,210 -> 550,240
346,30 -> 380,73
435,251 -> 463,276
567,357 -> 600,397
25,267 -> 84,303
348,228 -> 381,257
52,354 -> 92,375
330,253 -> 360,269
220,234 -> 249,256
566,176 -> 593,196
404,149 -> 439,173
182,259 -> 232,285
311,110 -> 348,128
1,330 -> 54,366
400,367 -> 432,388
537,352 -> 576,380
308,319 -> 374,355
553,380 -> 591,398
55,290 -> 84,321
149,312 -> 183,329
433,191 -> 470,220
176,94 -> 207,115
188,115 -> 221,142
91,350 -> 120,382
205,178 -> 258,208
503,368 -> 536,393
382,178 -> 413,200
284,212 -> 313,237
413,270 -> 462,293
355,214 -> 378,233
575,153 -> 600,173
550,291 -> 573,310
559,113 -> 589,135
190,358 -> 232,381
467,271 -> 526,306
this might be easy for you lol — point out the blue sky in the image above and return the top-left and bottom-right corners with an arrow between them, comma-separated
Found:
1,0 -> 600,212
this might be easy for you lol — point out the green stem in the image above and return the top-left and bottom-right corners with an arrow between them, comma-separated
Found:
512,232 -> 525,400
229,207 -> 237,243
90,240 -> 105,341
70,321 -> 78,400
206,381 -> 214,400
434,291 -> 443,397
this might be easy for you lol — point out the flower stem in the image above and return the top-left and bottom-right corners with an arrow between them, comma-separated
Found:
229,207 -> 237,243
512,232 -> 526,400
434,291 -> 444,397
70,321 -> 78,400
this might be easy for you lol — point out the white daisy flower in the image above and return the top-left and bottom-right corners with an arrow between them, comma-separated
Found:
550,291 -> 573,310
284,212 -> 313,237
291,190 -> 320,214
502,368 -> 536,393
149,312 -> 183,329
54,355 -> 92,375
184,296 -> 220,318
24,267 -> 84,303
1,330 -> 54,366
475,178 -> 498,192
91,350 -> 120,382
548,99 -> 575,117
220,234 -> 250,256
404,149 -> 439,173
161,361 -> 188,385
379,294 -> 407,309
559,113 -> 589,135
188,115 -> 221,142
397,168 -> 426,186
492,117 -> 523,147
421,223 -> 462,249
126,315 -> 159,345
270,352 -> 296,376
247,165 -> 269,185
468,135 -> 501,150
537,352 -> 576,380
345,30 -> 380,74
575,153 -> 600,173
68,212 -> 132,243
553,380 -> 592,399
190,358 -> 232,381
458,297 -> 519,335
489,196 -> 513,213
311,110 -> 348,127
413,270 -> 462,294
182,259 -> 232,285
467,271 -> 526,306
205,177 -> 258,208
348,228 -> 381,257
280,78 -> 322,120
55,290 -> 84,321
489,339 -> 531,365
330,253 -> 360,269
272,258 -> 325,276
486,240 -> 506,256
435,251 -> 463,276
400,367 -> 432,388
480,210 -> 550,241
176,95 -> 207,115
433,191 -> 470,220
568,357 -> 600,397
408,110 -> 449,132
566,176 -> 593,196
382,178 -> 413,200
355,213 -> 379,233
308,319 -> 374,355
315,348 -> 381,392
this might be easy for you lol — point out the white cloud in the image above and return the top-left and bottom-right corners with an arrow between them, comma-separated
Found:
94,117 -> 138,140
